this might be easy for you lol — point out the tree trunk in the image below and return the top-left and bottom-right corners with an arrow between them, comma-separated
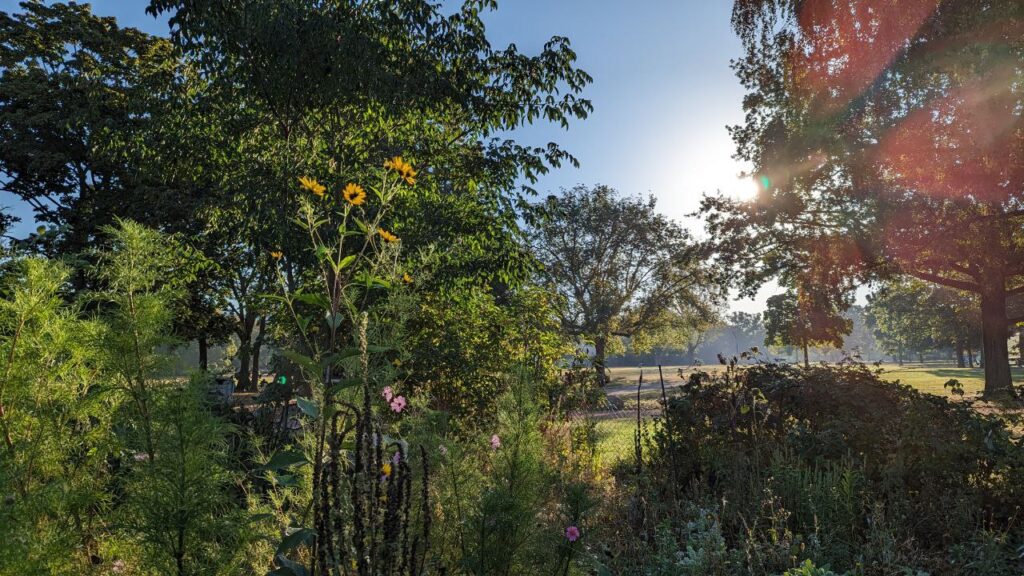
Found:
250,315 -> 266,389
802,343 -> 809,368
236,314 -> 255,391
967,346 -> 975,368
1017,329 -> 1024,367
594,336 -> 608,386
980,284 -> 1013,399
897,341 -> 904,366
198,336 -> 209,372
956,344 -> 965,368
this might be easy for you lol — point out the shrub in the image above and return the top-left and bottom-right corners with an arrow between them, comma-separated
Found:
610,362 -> 1024,575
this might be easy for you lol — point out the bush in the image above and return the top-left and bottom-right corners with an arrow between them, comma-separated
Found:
609,362 -> 1024,575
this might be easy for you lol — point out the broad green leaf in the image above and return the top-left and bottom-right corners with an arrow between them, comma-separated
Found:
258,450 -> 308,471
276,527 -> 316,556
295,397 -> 319,418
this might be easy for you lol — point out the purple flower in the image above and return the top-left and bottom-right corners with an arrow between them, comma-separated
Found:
392,452 -> 401,466
490,434 -> 501,450
382,386 -> 394,402
565,525 -> 580,542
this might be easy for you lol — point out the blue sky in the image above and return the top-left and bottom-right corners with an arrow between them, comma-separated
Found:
0,0 -> 773,311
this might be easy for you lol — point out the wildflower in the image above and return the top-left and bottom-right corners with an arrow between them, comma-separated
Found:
111,560 -> 126,574
565,525 -> 580,542
342,183 -> 366,206
384,156 -> 417,185
378,227 -> 399,244
298,176 -> 326,197
390,395 -> 407,413
270,250 -> 283,261
382,462 -> 392,478
392,358 -> 402,367
382,386 -> 394,402
439,444 -> 448,456
490,434 -> 501,450
392,452 -> 401,466
402,272 -> 413,284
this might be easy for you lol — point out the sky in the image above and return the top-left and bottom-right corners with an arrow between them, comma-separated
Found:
0,0 -> 775,312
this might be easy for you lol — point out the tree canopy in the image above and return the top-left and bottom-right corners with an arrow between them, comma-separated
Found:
529,184 -> 717,382
707,0 -> 1024,396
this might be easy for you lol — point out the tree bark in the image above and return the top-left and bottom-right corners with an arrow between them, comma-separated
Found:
802,342 -> 809,368
980,282 -> 1014,398
956,344 -> 965,368
198,336 -> 208,372
1017,329 -> 1024,368
594,336 -> 608,385
250,315 -> 266,389
235,315 -> 255,391
967,346 -> 975,368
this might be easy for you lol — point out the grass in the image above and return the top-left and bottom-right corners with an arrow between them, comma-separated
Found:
606,363 -> 1024,398
594,418 -> 642,465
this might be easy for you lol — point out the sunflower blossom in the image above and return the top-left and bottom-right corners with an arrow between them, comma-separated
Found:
378,227 -> 399,244
384,156 -> 417,185
342,183 -> 366,206
298,176 -> 326,197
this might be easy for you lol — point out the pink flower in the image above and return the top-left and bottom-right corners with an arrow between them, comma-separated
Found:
382,386 -> 394,402
389,395 -> 407,413
490,434 -> 501,450
111,559 -> 126,573
565,525 -> 580,542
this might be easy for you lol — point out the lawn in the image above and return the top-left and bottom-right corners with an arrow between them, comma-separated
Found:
606,363 -> 1024,398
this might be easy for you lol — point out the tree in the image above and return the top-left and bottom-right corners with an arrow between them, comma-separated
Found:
763,287 -> 851,368
710,0 -> 1024,397
865,280 -> 936,366
530,185 -> 715,383
139,0 -> 594,389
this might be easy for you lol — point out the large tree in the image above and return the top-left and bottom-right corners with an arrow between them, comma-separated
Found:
764,287 -> 851,367
706,0 -> 1024,397
2,1 -> 593,387
529,185 -> 716,383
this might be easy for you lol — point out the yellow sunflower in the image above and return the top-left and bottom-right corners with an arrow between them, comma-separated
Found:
384,156 -> 417,185
378,227 -> 399,244
342,183 -> 366,206
402,272 -> 413,284
298,176 -> 326,197
270,250 -> 283,261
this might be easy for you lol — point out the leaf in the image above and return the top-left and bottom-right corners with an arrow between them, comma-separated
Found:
268,553 -> 310,576
258,450 -> 308,472
326,379 -> 361,396
739,404 -> 751,415
276,527 -> 316,556
366,345 -> 392,354
272,474 -> 298,487
335,254 -> 356,272
293,292 -> 329,308
280,349 -> 318,375
325,311 -> 344,330
295,397 -> 319,419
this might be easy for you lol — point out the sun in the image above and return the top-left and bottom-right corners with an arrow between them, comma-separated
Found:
724,173 -> 761,201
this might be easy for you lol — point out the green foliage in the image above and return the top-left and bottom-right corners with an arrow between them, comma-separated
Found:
0,257 -> 110,573
530,185 -> 719,382
608,362 -> 1024,575
122,375 -> 250,575
763,289 -> 851,365
709,0 -> 1024,395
